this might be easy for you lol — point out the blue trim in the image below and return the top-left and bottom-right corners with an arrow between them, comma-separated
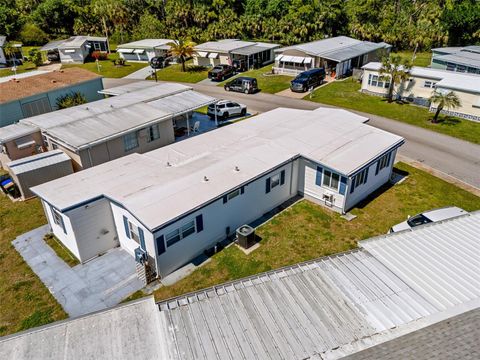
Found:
339,176 -> 347,195
123,216 -> 130,239
195,214 -> 204,232
280,170 -> 285,185
315,166 -> 323,186
156,234 -> 165,255
139,227 -> 146,250
265,177 -> 271,193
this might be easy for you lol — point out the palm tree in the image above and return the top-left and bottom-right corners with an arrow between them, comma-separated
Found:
429,91 -> 461,123
379,55 -> 412,103
4,42 -> 18,64
167,39 -> 196,72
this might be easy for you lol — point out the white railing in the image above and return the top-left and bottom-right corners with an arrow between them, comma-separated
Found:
272,67 -> 303,76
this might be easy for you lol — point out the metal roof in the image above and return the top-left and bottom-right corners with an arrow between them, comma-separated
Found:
117,39 -> 173,49
360,211 -> 480,311
321,41 -> 387,62
0,123 -> 39,144
434,51 -> 480,69
0,297 -> 168,360
195,39 -> 279,53
40,36 -> 107,51
362,62 -> 480,93
7,150 -> 71,175
31,107 -> 403,230
98,81 -> 160,96
230,44 -> 281,56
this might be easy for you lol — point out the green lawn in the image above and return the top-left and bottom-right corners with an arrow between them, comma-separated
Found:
0,61 -> 37,77
0,185 -> 67,337
145,162 -> 480,302
218,64 -> 292,94
308,78 -> 480,144
148,60 -> 209,83
392,51 -> 432,67
62,52 -> 148,78
44,233 -> 80,267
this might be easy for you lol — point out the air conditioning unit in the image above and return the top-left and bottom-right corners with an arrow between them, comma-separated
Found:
322,192 -> 334,206
236,225 -> 256,249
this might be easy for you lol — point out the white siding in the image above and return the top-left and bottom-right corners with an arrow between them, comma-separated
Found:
152,162 -> 297,277
43,199 -> 81,260
68,198 -> 119,262
300,158 -> 347,212
344,149 -> 396,211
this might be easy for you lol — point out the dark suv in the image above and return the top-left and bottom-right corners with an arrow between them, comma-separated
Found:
208,64 -> 235,81
224,77 -> 258,94
290,68 -> 326,92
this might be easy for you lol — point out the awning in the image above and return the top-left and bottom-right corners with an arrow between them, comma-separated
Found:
208,52 -> 219,59
15,137 -> 36,150
63,49 -> 76,53
117,48 -> 135,54
133,49 -> 145,54
275,55 -> 283,61
280,55 -> 308,64
197,51 -> 208,57
303,57 -> 313,64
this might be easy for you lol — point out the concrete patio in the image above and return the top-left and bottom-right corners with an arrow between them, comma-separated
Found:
13,225 -> 143,317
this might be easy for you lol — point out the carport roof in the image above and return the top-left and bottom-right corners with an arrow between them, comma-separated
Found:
117,39 -> 173,50
31,107 -> 404,231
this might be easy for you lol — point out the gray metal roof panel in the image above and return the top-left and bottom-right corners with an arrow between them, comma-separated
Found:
321,42 -> 386,62
434,52 -> 480,68
7,150 -> 70,174
230,44 -> 276,56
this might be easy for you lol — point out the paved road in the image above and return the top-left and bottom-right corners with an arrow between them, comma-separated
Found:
104,78 -> 480,189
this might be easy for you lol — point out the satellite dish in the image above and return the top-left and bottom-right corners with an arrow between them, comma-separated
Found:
150,57 -> 164,69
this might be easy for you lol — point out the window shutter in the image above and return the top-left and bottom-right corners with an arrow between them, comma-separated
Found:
196,214 -> 204,232
315,166 -> 323,186
156,235 -> 165,255
280,170 -> 285,185
265,178 -> 271,193
60,216 -> 66,234
387,152 -> 392,166
123,216 -> 130,239
350,178 -> 355,193
240,186 -> 245,194
223,195 -> 228,204
365,168 -> 369,183
375,161 -> 380,175
139,228 -> 145,250
339,176 -> 347,195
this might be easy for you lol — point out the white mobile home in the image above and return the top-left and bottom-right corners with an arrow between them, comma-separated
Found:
431,46 -> 480,74
193,39 -> 280,69
362,62 -> 480,122
274,36 -> 391,77
32,108 -> 404,278
41,36 -> 109,64
117,39 -> 173,62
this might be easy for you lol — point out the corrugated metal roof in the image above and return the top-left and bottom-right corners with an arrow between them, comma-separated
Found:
98,81 -> 161,96
117,39 -> 173,49
230,44 -> 280,56
148,90 -> 215,115
40,36 -> 107,51
7,150 -> 71,175
321,42 -> 386,62
31,107 -> 403,230
434,51 -> 480,69
360,211 -> 480,311
195,39 -> 279,53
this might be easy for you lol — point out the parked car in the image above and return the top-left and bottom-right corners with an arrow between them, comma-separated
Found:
290,68 -> 326,92
208,64 -> 235,81
46,50 -> 60,62
224,77 -> 258,94
207,100 -> 247,120
388,206 -> 467,233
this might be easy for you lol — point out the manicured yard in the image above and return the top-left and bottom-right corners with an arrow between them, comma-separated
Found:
148,60 -> 209,83
218,64 -> 292,94
308,78 -> 480,144
0,182 -> 67,336
0,61 -> 37,77
44,233 -> 80,268
148,162 -> 480,302
62,52 -> 148,78
391,51 -> 432,67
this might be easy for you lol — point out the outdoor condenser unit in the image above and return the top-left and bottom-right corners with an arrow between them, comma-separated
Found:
236,225 -> 256,249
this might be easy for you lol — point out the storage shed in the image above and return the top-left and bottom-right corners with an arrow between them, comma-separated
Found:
7,150 -> 73,199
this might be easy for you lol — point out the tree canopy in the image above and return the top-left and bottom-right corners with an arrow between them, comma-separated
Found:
3,0 -> 480,49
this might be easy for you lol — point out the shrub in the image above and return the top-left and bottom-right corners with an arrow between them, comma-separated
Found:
91,51 -> 108,61
56,92 -> 87,109
19,23 -> 49,46
28,49 -> 44,66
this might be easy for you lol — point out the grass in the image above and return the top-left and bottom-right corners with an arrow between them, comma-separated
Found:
148,60 -> 209,83
0,177 -> 67,336
62,52 -> 148,78
392,51 -> 432,67
0,61 -> 37,77
145,162 -> 480,303
218,64 -> 292,94
308,78 -> 480,144
44,233 -> 80,267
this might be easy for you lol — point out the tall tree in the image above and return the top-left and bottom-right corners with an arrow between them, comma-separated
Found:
379,55 -> 412,103
167,39 -> 196,72
429,90 -> 461,123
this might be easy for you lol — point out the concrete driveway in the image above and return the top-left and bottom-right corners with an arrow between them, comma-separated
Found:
13,225 -> 143,317
103,78 -> 480,190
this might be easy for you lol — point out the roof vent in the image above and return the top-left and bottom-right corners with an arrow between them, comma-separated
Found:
203,176 -> 209,182
51,80 -> 56,83
166,162 -> 172,167
234,166 -> 240,172
110,105 -> 114,108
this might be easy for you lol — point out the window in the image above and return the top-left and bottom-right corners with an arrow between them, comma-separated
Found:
123,132 -> 138,152
166,219 -> 198,247
166,229 -> 181,247
354,168 -> 369,187
128,221 -> 140,243
368,74 -> 389,88
181,221 -> 195,239
456,65 -> 466,73
227,189 -> 240,201
423,81 -> 436,88
147,124 -> 160,142
93,42 -> 101,50
52,208 -> 63,227
22,97 -> 52,118
322,170 -> 340,190
376,152 -> 392,174
270,174 -> 280,189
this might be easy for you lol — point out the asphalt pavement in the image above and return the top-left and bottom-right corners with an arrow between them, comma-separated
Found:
103,78 -> 480,189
